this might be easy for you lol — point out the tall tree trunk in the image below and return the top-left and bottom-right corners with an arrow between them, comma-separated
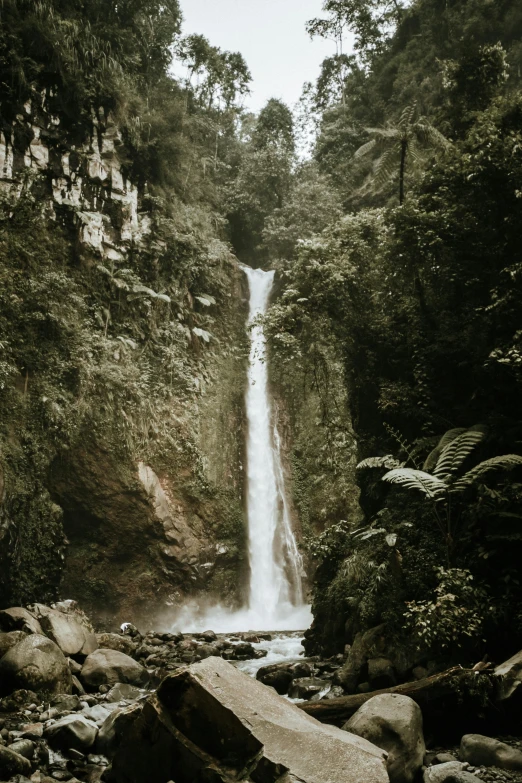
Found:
399,138 -> 407,205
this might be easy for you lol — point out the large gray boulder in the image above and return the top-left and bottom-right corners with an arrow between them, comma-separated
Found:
495,649 -> 522,701
460,734 -> 522,770
96,633 -> 136,657
44,713 -> 99,751
8,739 -> 35,760
288,677 -> 330,700
343,693 -> 425,783
0,630 -> 27,659
0,744 -> 32,778
0,607 -> 42,635
335,625 -> 419,693
335,625 -> 388,693
0,633 -> 72,696
424,761 -> 482,782
81,648 -> 147,689
256,661 -> 294,694
108,656 -> 389,783
38,606 -> 98,657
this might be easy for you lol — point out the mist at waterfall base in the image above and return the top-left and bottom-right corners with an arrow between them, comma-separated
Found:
170,267 -> 312,634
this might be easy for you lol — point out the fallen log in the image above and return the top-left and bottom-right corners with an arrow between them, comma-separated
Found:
298,666 -> 476,726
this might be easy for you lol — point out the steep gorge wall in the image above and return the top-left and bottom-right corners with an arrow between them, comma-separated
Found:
0,90 -> 250,629
267,277 -> 362,635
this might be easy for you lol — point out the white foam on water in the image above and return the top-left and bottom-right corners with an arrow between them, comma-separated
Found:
170,601 -> 312,635
236,633 -> 307,677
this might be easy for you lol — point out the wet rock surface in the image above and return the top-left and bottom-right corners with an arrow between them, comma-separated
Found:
460,735 -> 522,771
107,655 -> 389,783
35,606 -> 98,659
343,693 -> 425,783
424,760 -> 482,782
288,676 -> 331,700
80,650 -> 147,690
422,740 -> 522,783
44,714 -> 99,752
0,634 -> 72,696
0,608 -> 44,636
1,602 -> 522,783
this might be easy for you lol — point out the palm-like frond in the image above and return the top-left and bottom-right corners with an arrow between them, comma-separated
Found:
452,455 -> 522,493
399,103 -> 416,130
433,431 -> 485,481
354,138 -> 377,158
374,146 -> 398,187
423,428 -> 467,471
353,104 -> 449,202
357,456 -> 404,470
413,122 -> 451,150
364,127 -> 400,139
408,137 -> 423,163
382,468 -> 447,499
355,128 -> 399,159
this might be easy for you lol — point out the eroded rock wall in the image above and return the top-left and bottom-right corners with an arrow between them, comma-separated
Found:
0,93 -> 146,260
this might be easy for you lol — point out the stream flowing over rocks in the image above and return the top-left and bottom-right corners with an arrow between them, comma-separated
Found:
1,600 -> 522,783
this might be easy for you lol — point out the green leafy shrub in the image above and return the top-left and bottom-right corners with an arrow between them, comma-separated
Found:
404,567 -> 493,652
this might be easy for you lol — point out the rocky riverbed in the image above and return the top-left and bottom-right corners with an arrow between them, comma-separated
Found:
1,600 -> 522,783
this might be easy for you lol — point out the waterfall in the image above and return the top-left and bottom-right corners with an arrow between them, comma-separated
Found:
243,266 -> 308,627
171,266 -> 310,633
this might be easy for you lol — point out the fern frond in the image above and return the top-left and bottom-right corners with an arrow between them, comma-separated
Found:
399,103 -> 416,129
408,140 -> 423,163
433,431 -> 485,480
374,147 -> 398,187
414,121 -> 451,150
357,456 -> 404,470
452,455 -> 522,492
423,428 -> 467,471
382,468 -> 447,499
354,138 -> 377,158
363,127 -> 400,139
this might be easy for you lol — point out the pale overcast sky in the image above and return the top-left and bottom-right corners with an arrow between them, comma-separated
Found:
177,0 -> 346,112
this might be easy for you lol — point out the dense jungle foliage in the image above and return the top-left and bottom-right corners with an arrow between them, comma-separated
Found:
262,0 -> 522,662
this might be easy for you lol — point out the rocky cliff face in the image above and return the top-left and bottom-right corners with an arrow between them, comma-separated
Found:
0,94 -> 146,261
267,288 -> 362,543
266,276 -> 362,649
0,90 -> 249,628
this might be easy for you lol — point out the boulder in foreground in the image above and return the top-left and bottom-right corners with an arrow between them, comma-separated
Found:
0,633 -> 72,696
343,693 -> 425,783
106,656 -> 389,783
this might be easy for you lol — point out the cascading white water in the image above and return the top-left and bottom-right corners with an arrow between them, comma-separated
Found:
170,266 -> 310,633
243,266 -> 306,625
